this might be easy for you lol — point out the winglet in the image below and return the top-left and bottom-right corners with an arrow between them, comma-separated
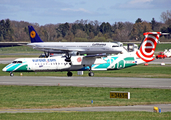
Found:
28,26 -> 43,43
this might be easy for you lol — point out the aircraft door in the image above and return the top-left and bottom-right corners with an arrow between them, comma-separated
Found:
27,61 -> 36,71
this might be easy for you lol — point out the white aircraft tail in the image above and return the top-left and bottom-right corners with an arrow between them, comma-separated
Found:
136,32 -> 162,62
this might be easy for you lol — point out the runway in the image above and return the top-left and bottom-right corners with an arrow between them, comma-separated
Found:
0,76 -> 171,89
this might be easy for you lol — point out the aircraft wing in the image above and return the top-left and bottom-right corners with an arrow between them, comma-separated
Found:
32,46 -> 108,57
32,46 -> 84,52
28,44 -> 108,57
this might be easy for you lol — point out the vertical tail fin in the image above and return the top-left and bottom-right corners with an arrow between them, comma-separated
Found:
136,32 -> 161,62
28,26 -> 43,43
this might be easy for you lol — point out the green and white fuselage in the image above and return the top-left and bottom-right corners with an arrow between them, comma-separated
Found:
2,52 -> 143,72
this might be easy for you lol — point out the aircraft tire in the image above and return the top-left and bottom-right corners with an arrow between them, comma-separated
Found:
10,72 -> 14,77
67,71 -> 73,77
88,72 -> 94,77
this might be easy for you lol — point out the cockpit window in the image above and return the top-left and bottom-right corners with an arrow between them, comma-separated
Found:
12,61 -> 17,63
12,61 -> 22,63
112,45 -> 119,47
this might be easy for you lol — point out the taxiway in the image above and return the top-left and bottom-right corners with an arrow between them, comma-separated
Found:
0,76 -> 171,89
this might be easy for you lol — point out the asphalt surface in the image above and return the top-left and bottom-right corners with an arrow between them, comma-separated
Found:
0,76 -> 171,89
0,104 -> 171,113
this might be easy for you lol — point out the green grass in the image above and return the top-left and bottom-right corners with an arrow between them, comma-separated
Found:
0,46 -> 41,54
156,43 -> 171,52
125,43 -> 171,52
0,55 -> 39,58
0,112 -> 171,120
1,64 -> 171,78
0,86 -> 171,109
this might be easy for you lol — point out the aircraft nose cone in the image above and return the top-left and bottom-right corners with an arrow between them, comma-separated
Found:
2,67 -> 6,72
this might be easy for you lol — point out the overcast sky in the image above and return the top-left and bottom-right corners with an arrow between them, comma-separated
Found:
0,0 -> 170,25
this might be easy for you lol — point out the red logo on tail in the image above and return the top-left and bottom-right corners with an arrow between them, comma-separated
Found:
136,32 -> 161,62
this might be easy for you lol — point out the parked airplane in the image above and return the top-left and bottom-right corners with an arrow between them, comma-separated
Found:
27,26 -> 124,62
3,32 -> 165,77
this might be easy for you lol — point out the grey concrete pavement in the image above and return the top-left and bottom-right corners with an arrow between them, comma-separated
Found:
0,104 -> 170,113
0,76 -> 171,89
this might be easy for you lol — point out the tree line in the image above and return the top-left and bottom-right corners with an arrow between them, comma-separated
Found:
0,10 -> 171,42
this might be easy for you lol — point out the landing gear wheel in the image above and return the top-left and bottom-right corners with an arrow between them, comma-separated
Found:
67,71 -> 73,77
10,72 -> 14,77
88,72 -> 94,77
44,52 -> 49,58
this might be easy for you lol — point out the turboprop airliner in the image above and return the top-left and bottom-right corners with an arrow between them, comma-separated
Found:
3,32 -> 167,77
27,26 -> 124,62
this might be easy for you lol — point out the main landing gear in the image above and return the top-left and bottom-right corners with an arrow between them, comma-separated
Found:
88,66 -> 94,77
67,71 -> 94,77
67,71 -> 73,77
88,72 -> 94,77
44,52 -> 49,58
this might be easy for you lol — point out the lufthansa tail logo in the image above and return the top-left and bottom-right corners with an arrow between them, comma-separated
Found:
30,31 -> 36,38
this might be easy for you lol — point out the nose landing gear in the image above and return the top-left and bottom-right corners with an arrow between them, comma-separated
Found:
10,72 -> 14,77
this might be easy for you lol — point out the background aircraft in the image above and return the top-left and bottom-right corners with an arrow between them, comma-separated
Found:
3,32 -> 165,77
27,26 -> 124,62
